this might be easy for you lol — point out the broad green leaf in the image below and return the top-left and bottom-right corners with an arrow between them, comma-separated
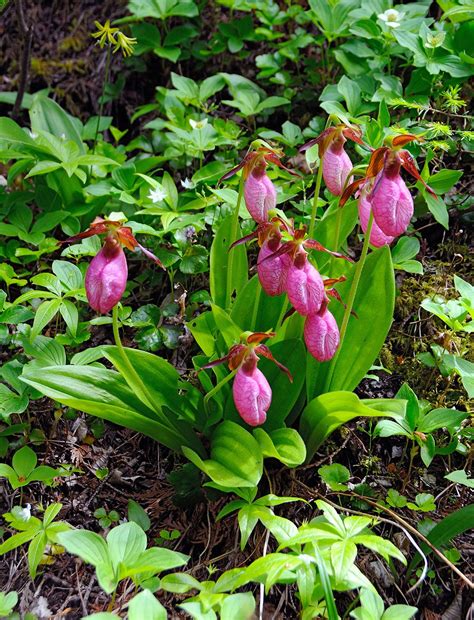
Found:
28,531 -> 47,578
231,275 -> 287,333
408,504 -> 474,571
331,539 -> 357,581
300,392 -> 389,461
128,590 -> 167,620
351,534 -> 407,564
21,365 -> 200,454
210,214 -> 248,309
253,428 -> 306,467
29,96 -> 85,152
58,530 -> 110,568
444,470 -> 474,488
220,592 -> 255,620
307,247 -> 395,398
160,572 -> 201,594
183,421 -> 263,488
12,445 -> 37,478
31,298 -> 62,340
417,408 -> 468,433
107,522 -> 147,569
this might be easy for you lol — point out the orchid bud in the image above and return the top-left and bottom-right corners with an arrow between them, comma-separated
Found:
232,365 -> 272,427
244,165 -> 277,223
370,152 -> 414,237
323,138 -> 353,197
304,307 -> 340,362
286,257 -> 325,316
257,241 -> 290,296
358,184 -> 395,248
85,238 -> 128,314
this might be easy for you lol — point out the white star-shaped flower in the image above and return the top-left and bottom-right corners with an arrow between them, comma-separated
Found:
0,175 -> 7,187
148,187 -> 167,203
377,8 -> 403,28
18,504 -> 31,521
180,177 -> 195,189
189,118 -> 208,130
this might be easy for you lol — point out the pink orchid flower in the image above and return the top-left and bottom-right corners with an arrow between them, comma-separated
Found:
357,181 -> 395,248
64,217 -> 164,314
304,304 -> 340,362
220,141 -> 299,224
286,253 -> 325,316
300,124 -> 365,196
340,135 -> 437,238
202,331 -> 292,427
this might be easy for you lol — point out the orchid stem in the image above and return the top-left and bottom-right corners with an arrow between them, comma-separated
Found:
203,369 -> 238,417
323,212 -> 374,393
251,282 -> 261,332
112,304 -> 156,411
93,45 -> 112,153
275,296 -> 289,332
226,173 -> 245,310
308,159 -> 323,239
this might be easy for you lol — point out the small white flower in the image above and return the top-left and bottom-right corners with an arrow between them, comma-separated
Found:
180,177 -> 195,190
18,503 -> 31,521
0,175 -> 7,187
377,8 -> 403,28
425,31 -> 446,48
189,118 -> 208,130
148,187 -> 167,203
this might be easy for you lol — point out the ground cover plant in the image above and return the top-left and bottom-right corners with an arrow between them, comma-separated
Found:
0,0 -> 472,618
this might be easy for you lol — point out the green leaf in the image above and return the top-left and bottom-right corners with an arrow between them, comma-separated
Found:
230,275 -> 287,333
128,590 -> 167,620
396,383 -> 419,431
220,592 -> 255,620
210,214 -> 248,309
59,299 -> 78,336
331,539 -> 357,581
58,529 -> 110,568
253,428 -> 306,468
107,522 -> 147,568
12,445 -> 37,478
28,531 -> 47,578
351,534 -> 407,564
423,191 -> 448,229
428,169 -> 463,194
29,96 -> 85,152
417,408 -> 468,433
183,421 -> 263,489
127,500 -> 151,532
307,247 -> 395,398
31,298 -> 62,340
409,504 -> 474,572
160,572 -> 201,594
444,470 -> 474,489
318,463 -> 350,491
20,364 -> 198,455
300,392 -> 390,461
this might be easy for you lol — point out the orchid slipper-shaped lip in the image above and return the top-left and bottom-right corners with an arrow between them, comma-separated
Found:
201,331 -> 292,427
339,134 -> 438,238
300,124 -> 367,196
304,304 -> 340,362
63,216 -> 164,314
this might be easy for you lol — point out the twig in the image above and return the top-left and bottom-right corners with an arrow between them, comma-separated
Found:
342,491 -> 474,589
259,529 -> 270,620
12,0 -> 33,119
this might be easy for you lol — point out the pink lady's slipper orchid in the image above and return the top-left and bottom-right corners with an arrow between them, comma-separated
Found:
202,332 -> 292,427
300,124 -> 365,196
220,140 -> 299,224
357,181 -> 395,248
304,304 -> 340,362
340,135 -> 437,239
64,217 -> 164,314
